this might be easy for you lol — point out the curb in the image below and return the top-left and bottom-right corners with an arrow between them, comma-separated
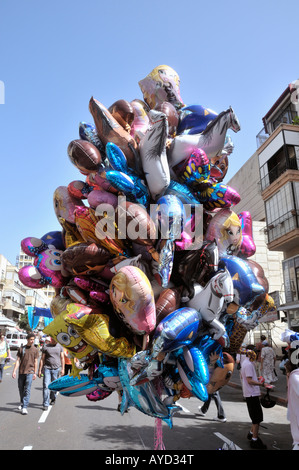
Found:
228,381 -> 288,407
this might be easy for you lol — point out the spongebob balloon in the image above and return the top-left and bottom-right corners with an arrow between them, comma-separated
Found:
43,303 -> 98,376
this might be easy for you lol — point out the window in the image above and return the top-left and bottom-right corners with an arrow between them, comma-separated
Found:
283,257 -> 298,303
265,182 -> 294,225
265,183 -> 298,242
287,145 -> 299,170
272,104 -> 297,130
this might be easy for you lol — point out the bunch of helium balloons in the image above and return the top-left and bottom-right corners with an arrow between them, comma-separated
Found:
18,65 -> 276,428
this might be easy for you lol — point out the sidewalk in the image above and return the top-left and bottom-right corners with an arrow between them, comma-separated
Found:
228,366 -> 288,407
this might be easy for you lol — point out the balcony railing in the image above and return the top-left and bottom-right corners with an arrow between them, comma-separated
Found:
260,158 -> 299,192
256,127 -> 269,149
266,209 -> 299,244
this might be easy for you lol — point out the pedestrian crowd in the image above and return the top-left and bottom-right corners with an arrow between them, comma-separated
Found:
197,333 -> 299,451
1,329 -> 299,451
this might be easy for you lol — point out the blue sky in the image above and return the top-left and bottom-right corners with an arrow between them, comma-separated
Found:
0,0 -> 298,264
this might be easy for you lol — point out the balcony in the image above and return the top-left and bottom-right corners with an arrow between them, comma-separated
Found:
266,209 -> 299,251
260,157 -> 299,192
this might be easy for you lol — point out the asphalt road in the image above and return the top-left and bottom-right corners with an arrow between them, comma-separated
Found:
0,354 -> 293,453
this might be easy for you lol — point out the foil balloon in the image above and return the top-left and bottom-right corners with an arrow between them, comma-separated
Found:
95,360 -> 122,392
67,139 -> 103,175
197,182 -> 241,210
166,180 -> 201,206
65,304 -> 136,358
61,242 -> 111,276
155,195 -> 186,287
41,231 -> 65,251
108,99 -> 135,133
210,154 -> 228,182
63,280 -> 89,306
105,142 -> 150,207
173,239 -> 219,296
172,148 -> 210,189
138,65 -> 184,111
151,307 -> 204,357
68,180 -> 94,200
75,205 -> 127,257
53,186 -> 85,225
139,109 -> 170,200
110,266 -> 156,335
79,122 -> 106,156
43,303 -> 98,365
187,270 -> 234,341
118,358 -> 180,427
48,373 -> 99,397
87,189 -> 118,210
177,104 -> 218,135
205,209 -> 243,257
206,352 -> 235,394
155,287 -> 182,324
88,171 -> 118,194
18,237 -> 68,289
130,99 -> 150,141
99,255 -> 145,281
205,209 -> 256,258
168,107 -> 241,167
238,211 -> 256,257
175,346 -> 209,401
73,276 -> 109,303
220,255 -> 265,307
155,101 -> 179,137
89,97 -> 138,170
86,388 -> 112,402
116,199 -> 157,246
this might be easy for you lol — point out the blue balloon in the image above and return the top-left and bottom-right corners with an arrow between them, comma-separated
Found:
79,122 -> 105,154
152,307 -> 203,357
220,255 -> 265,306
177,105 -> 218,135
48,374 -> 99,397
105,143 -> 150,207
118,358 -> 180,427
174,346 -> 209,402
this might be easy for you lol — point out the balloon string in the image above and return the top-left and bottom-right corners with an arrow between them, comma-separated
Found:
154,418 -> 165,450
153,377 -> 166,450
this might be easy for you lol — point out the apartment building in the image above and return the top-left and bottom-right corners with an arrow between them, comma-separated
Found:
227,155 -> 285,350
0,252 -> 52,329
256,79 -> 299,332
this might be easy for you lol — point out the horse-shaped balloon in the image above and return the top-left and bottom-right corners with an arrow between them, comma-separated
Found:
139,109 -> 170,200
187,268 -> 234,341
168,107 -> 241,168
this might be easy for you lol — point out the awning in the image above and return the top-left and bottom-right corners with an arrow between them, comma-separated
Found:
277,304 -> 299,311
0,315 -> 18,328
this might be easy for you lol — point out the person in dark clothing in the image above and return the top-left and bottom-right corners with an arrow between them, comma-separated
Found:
38,336 -> 64,410
12,333 -> 39,415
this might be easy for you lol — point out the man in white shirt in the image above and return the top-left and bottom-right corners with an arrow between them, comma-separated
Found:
240,348 -> 267,450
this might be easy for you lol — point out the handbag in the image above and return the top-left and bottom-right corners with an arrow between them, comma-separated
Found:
260,389 -> 276,408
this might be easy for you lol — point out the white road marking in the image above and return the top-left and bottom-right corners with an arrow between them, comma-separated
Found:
23,446 -> 33,450
38,405 -> 52,423
214,432 -> 242,450
176,401 -> 191,413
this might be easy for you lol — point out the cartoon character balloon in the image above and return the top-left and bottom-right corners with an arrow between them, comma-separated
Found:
109,266 -> 156,337
138,65 -> 184,111
18,237 -> 68,289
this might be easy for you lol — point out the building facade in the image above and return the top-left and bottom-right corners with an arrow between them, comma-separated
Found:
0,252 -> 52,330
256,79 -> 299,332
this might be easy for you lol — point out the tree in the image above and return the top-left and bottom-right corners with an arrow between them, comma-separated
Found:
18,312 -> 31,332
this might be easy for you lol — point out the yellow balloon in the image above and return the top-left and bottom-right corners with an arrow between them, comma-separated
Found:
43,303 -> 98,363
65,304 -> 136,358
